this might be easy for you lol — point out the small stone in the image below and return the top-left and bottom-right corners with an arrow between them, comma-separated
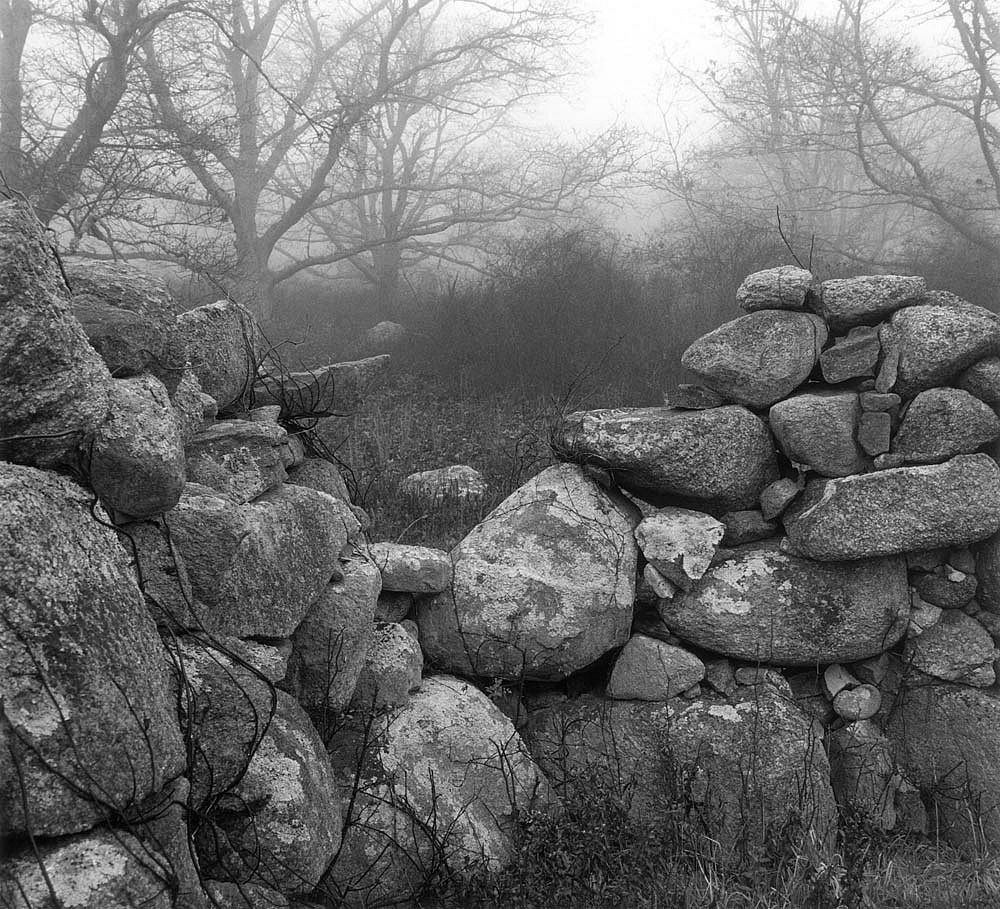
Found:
375,591 -> 413,623
634,507 -> 725,589
823,664 -> 860,699
958,357 -> 1000,408
908,595 -> 943,636
819,325 -> 881,384
914,571 -> 978,609
737,265 -> 814,312
832,684 -> 882,721
368,542 -> 453,594
606,635 -> 705,701
904,611 -> 996,686
948,548 -> 976,574
351,623 -> 423,712
399,465 -> 487,506
643,563 -> 679,599
734,667 -> 790,693
760,478 -> 802,521
860,392 -> 902,413
818,274 -> 926,331
907,548 -> 948,571
704,658 -> 738,696
664,384 -> 728,409
875,346 -> 900,393
680,684 -> 702,699
873,452 -> 905,470
851,654 -> 890,687
769,390 -> 867,477
857,411 -> 891,456
720,509 -> 779,545
893,387 -> 1000,464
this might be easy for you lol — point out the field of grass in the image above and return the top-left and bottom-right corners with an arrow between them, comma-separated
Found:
328,367 -> 1000,909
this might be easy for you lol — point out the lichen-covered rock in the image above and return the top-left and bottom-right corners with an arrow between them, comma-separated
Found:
658,541 -> 909,665
959,357 -> 1000,408
887,681 -> 1000,848
0,199 -> 111,467
606,635 -> 705,700
783,455 -> 1000,560
120,516 -> 200,629
416,464 -> 638,681
171,368 -> 213,442
681,310 -> 827,408
903,611 -> 996,686
286,456 -> 351,502
254,355 -> 390,419
634,507 -> 724,589
368,541 -> 453,594
736,265 -> 814,312
185,419 -> 298,503
526,685 -> 837,852
67,259 -> 183,392
818,274 -> 925,331
196,692 -> 342,896
351,622 -> 423,711
176,300 -> 261,412
829,720 -> 898,831
399,464 -> 487,505
879,301 -> 1000,398
552,406 -> 778,511
89,374 -> 186,517
167,482 -> 358,637
892,387 -> 1000,464
769,390 -> 867,477
325,675 -> 552,906
2,829 -> 175,909
284,555 -> 381,714
0,464 -> 184,837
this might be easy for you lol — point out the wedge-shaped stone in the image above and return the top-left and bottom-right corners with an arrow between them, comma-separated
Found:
635,507 -> 724,589
606,635 -> 705,700
892,387 -> 1000,464
681,310 -> 827,408
880,300 -> 1000,398
416,464 -> 638,681
552,406 -> 778,511
818,274 -> 925,331
657,541 -> 909,665
769,390 -> 867,477
783,454 -> 1000,560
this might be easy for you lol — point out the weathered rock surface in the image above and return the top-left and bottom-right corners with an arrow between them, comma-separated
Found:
552,406 -> 778,511
903,611 -> 996,686
416,464 -> 638,680
286,456 -> 351,502
783,454 -> 1000,560
665,383 -> 728,409
172,368 -> 214,442
736,265 -> 814,312
769,390 -> 867,477
892,387 -> 1000,464
959,357 -> 1000,408
89,374 -> 186,516
196,691 -> 342,896
284,555 -> 381,714
368,541 -> 453,594
887,681 -> 1000,848
176,300 -> 261,412
721,509 -> 779,545
880,302 -> 1000,398
326,675 -> 552,906
819,325 -> 881,384
759,477 -> 802,520
857,410 -> 892,456
121,516 -> 200,629
829,720 -> 898,831
913,570 -> 977,609
606,635 -> 705,700
634,507 -> 724,589
1,464 -> 184,837
818,274 -> 925,331
681,310 -> 827,408
167,482 -> 358,637
2,829 -> 174,909
360,319 -> 407,354
351,622 -> 423,711
527,686 -> 837,850
67,260 -> 182,391
185,418 -> 298,503
657,541 -> 909,665
254,355 -> 390,419
399,464 -> 487,505
0,199 -> 111,467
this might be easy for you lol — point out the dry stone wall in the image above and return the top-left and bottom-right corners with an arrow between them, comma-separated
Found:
6,198 -> 1000,908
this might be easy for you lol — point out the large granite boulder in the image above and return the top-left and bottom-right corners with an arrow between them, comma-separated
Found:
892,387 -> 1000,464
817,274 -> 925,331
2,829 -> 175,909
324,675 -> 552,907
399,464 -> 487,506
783,454 -> 1000,560
254,355 -> 390,419
552,406 -> 778,511
736,265 -> 813,312
185,419 -> 298,503
526,685 -> 837,852
769,390 -> 868,477
66,259 -> 183,391
680,310 -> 827,408
880,301 -> 1000,398
415,464 -> 638,680
167,482 -> 358,637
887,681 -> 1000,848
196,691 -> 342,896
284,554 -> 381,714
89,374 -> 187,517
0,199 -> 111,467
176,300 -> 262,412
1,464 -> 184,837
658,541 -> 909,665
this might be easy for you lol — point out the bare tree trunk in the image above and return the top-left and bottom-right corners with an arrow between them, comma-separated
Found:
0,0 -> 31,190
228,258 -> 277,322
